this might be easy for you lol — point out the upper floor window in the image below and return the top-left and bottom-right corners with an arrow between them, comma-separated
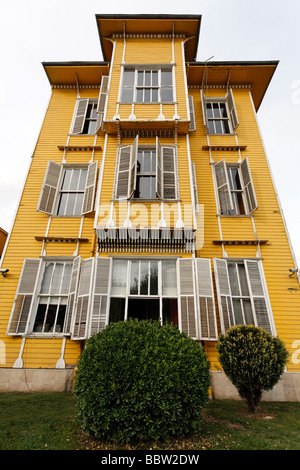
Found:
71,99 -> 99,135
201,89 -> 239,135
121,67 -> 173,103
57,168 -> 88,216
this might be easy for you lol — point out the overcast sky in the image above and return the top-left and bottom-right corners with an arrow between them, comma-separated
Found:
1,0 -> 299,266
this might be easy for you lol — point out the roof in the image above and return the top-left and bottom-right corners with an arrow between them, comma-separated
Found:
186,60 -> 279,110
95,14 -> 202,62
42,61 -> 110,87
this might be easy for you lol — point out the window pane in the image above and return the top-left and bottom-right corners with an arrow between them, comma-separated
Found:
57,193 -> 68,216
88,119 -> 97,135
162,261 -> 177,296
137,70 -> 144,86
141,177 -> 150,198
40,263 -> 54,294
206,103 -> 213,119
215,120 -> 222,134
243,299 -> 254,325
152,88 -> 158,102
151,151 -> 156,172
74,192 -> 84,215
152,71 -> 158,86
69,170 -> 80,190
78,169 -> 87,190
150,262 -> 158,295
208,120 -> 215,134
140,262 -> 149,295
233,298 -> 243,324
213,103 -> 220,118
163,298 -> 178,326
161,70 -> 172,86
124,70 -> 135,86
220,103 -> 227,118
109,298 -> 125,323
238,264 -> 250,296
44,303 -> 58,332
136,89 -> 143,102
55,305 -> 66,333
65,193 -> 76,215
122,87 -> 134,102
145,71 -> 151,86
51,263 -> 63,294
128,298 -> 159,321
111,260 -> 127,295
222,120 -> 230,134
61,169 -> 72,190
161,87 -> 173,102
130,262 -> 139,294
143,152 -> 151,173
90,103 -> 97,119
61,264 -> 72,295
228,263 -> 240,296
144,89 -> 151,102
33,304 -> 47,332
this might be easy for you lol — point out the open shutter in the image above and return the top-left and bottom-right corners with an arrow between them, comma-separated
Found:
71,258 -> 95,340
191,162 -> 199,213
115,145 -> 132,199
97,75 -> 109,114
162,146 -> 176,199
213,258 -> 235,334
156,137 -> 163,199
227,89 -> 239,132
89,257 -> 112,336
128,135 -> 139,198
7,259 -> 41,335
240,157 -> 258,213
188,95 -> 196,131
244,260 -> 273,334
214,160 -> 234,214
72,99 -> 89,134
82,161 -> 98,214
178,258 -> 198,339
200,90 -> 208,132
195,258 -> 218,340
37,161 -> 62,215
64,256 -> 81,334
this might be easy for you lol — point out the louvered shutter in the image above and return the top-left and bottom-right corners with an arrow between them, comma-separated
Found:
128,135 -> 139,198
200,90 -> 208,132
156,137 -> 163,199
188,95 -> 196,131
89,257 -> 112,336
97,75 -> 109,114
195,258 -> 218,340
214,160 -> 234,214
213,258 -> 235,333
178,258 -> 198,339
240,157 -> 258,213
37,161 -> 62,215
191,162 -> 199,213
7,259 -> 42,335
71,258 -> 95,340
244,260 -> 273,334
82,161 -> 98,214
227,89 -> 239,132
162,146 -> 177,199
72,99 -> 89,134
64,256 -> 81,334
116,145 -> 132,199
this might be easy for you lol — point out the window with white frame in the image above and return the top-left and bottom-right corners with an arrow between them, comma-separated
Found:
213,158 -> 258,215
57,168 -> 88,216
201,89 -> 239,135
121,67 -> 173,103
134,149 -> 157,199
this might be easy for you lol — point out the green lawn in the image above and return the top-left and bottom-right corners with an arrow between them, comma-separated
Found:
0,392 -> 299,450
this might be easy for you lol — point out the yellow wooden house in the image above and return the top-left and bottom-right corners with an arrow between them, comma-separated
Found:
0,14 -> 299,397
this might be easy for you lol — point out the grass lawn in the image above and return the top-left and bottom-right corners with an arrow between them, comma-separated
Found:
0,392 -> 299,450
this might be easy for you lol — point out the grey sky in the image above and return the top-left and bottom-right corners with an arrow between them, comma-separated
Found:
1,0 -> 299,266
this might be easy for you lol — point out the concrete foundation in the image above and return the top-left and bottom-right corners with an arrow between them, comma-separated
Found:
0,368 -> 299,402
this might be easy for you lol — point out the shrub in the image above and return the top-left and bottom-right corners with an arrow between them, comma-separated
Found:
216,325 -> 289,413
73,319 -> 211,443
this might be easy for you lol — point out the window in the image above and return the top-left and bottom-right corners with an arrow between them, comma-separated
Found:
213,158 -> 258,215
114,137 -> 178,201
57,168 -> 88,216
33,261 -> 73,333
37,161 -> 98,217
121,67 -> 173,103
213,258 -> 274,335
201,89 -> 239,135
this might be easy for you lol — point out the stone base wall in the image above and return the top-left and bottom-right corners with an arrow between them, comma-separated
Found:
210,371 -> 300,402
0,368 -> 299,402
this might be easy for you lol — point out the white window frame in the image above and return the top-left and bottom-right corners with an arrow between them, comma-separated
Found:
201,89 -> 239,135
121,65 -> 174,104
70,98 -> 98,135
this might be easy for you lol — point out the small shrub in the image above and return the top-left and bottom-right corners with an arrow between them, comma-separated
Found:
73,319 -> 211,443
216,325 -> 289,413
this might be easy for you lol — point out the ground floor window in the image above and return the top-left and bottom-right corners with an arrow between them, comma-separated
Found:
109,259 -> 178,326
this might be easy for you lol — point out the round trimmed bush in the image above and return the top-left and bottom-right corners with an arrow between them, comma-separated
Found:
74,319 -> 211,443
216,325 -> 289,412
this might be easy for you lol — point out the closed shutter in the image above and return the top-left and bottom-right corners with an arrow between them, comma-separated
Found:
213,258 -> 235,333
195,258 -> 218,340
188,95 -> 196,131
200,90 -> 208,132
116,145 -> 132,199
37,161 -> 62,215
214,160 -> 234,214
72,99 -> 89,134
178,258 -> 198,339
191,162 -> 199,213
7,259 -> 42,335
227,89 -> 239,132
156,137 -> 163,199
82,161 -> 98,214
71,258 -> 95,340
245,260 -> 273,334
89,257 -> 112,336
128,135 -> 139,198
240,157 -> 258,213
97,75 -> 109,114
64,256 -> 81,334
